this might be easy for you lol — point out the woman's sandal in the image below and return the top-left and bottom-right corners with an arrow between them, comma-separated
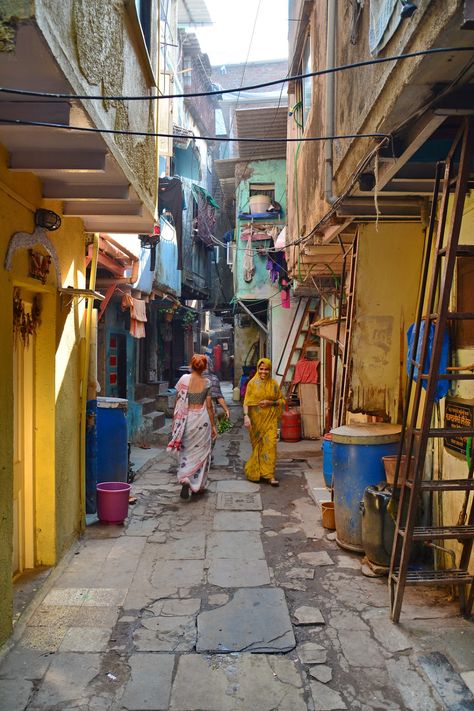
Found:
270,479 -> 280,487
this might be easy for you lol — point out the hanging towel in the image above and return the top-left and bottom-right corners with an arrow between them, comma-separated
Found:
243,243 -> 255,282
130,298 -> 147,339
368,0 -> 400,56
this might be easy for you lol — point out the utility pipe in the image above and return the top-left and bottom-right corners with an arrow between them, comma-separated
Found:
236,299 -> 268,334
79,233 -> 99,529
324,0 -> 338,205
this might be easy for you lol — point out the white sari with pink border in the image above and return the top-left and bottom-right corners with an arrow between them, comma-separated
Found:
167,374 -> 212,492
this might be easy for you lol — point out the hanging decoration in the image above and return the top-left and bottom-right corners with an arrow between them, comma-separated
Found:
13,290 -> 42,347
29,249 -> 52,284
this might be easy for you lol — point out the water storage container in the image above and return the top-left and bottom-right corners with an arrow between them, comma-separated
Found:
96,397 -> 128,484
322,433 -> 333,488
281,406 -> 302,442
331,423 -> 401,552
361,484 -> 395,567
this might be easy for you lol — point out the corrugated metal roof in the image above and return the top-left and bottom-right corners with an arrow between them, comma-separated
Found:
178,0 -> 212,26
235,106 -> 288,160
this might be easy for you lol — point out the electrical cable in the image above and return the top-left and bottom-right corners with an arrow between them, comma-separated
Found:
1,46 -> 471,101
0,117 -> 389,145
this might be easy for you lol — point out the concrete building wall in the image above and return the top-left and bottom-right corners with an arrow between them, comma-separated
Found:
0,145 -> 86,643
234,159 -> 286,300
349,223 -> 424,423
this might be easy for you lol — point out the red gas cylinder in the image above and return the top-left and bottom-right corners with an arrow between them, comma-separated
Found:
281,405 -> 302,442
213,343 -> 222,373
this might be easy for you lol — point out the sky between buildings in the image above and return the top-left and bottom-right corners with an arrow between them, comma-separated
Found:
195,0 -> 288,67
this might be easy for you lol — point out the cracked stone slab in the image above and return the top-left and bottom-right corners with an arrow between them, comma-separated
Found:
309,665 -> 333,683
216,492 -> 262,511
368,617 -> 412,653
386,656 -> 443,711
197,588 -> 295,653
207,531 -> 265,559
286,567 -> 315,580
150,559 -> 204,589
150,532 -> 206,559
418,652 -> 474,710
215,480 -> 260,493
0,678 -> 34,710
147,598 -> 201,617
29,653 -> 102,708
213,511 -> 262,531
298,551 -> 334,567
121,653 -> 175,710
170,653 -> 307,711
294,606 -> 325,625
58,627 -> 111,652
310,680 -> 347,710
335,555 -> 361,570
134,615 -> 196,651
299,642 -> 328,664
338,630 -> 385,668
207,559 -> 270,587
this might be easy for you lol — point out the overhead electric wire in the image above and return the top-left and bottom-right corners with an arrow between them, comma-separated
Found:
0,46 -> 472,102
0,117 -> 389,144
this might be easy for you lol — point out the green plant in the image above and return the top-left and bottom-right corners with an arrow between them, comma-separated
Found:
217,416 -> 233,435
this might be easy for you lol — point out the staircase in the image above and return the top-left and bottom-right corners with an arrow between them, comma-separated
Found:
134,383 -> 169,445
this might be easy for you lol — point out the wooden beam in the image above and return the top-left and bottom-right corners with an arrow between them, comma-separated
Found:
375,113 -> 446,192
10,150 -> 107,172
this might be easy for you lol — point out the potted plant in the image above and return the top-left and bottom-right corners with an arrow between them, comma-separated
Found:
158,306 -> 176,322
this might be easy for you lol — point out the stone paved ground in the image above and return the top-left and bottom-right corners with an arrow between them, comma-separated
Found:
1,411 -> 474,710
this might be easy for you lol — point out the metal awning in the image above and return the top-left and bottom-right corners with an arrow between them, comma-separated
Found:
235,106 -> 288,160
178,0 -> 212,26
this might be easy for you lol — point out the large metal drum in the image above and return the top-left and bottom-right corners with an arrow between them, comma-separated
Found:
331,423 -> 401,552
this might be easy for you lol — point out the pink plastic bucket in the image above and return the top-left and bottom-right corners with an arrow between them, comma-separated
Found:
96,481 -> 131,524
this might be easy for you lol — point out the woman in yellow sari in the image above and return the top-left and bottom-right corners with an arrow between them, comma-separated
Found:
243,358 -> 285,485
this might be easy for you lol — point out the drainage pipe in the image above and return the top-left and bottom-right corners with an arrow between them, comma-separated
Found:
324,0 -> 338,205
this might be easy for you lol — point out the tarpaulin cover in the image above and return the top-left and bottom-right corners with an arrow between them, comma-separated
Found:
406,321 -> 450,402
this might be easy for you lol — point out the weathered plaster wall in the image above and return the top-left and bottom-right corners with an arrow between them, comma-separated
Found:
234,159 -> 286,301
348,222 -> 424,423
0,146 -> 85,643
287,0 -> 463,255
439,192 -> 474,573
269,293 -> 301,385
32,0 -> 157,213
233,320 -> 260,390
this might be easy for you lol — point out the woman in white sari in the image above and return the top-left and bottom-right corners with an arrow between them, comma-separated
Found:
167,354 -> 217,500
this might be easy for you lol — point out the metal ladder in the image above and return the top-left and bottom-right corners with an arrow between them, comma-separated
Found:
389,117 -> 474,623
279,298 -> 319,400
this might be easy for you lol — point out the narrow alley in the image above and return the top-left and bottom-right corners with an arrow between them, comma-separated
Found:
1,389 -> 473,711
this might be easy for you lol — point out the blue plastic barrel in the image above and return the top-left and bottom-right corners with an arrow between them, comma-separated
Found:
322,434 -> 333,488
331,423 -> 401,552
96,397 -> 128,484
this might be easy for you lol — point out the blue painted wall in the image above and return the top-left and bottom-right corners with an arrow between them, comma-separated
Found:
234,159 -> 286,301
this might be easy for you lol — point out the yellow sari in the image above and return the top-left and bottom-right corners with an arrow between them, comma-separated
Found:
244,360 -> 285,482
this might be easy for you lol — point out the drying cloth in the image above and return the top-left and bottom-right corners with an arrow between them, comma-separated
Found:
293,359 -> 320,384
243,242 -> 255,282
121,294 -> 147,339
280,288 -> 291,309
369,0 -> 400,56
159,177 -> 184,269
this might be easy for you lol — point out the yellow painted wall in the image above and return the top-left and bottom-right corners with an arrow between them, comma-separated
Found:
437,192 -> 474,573
0,145 -> 85,644
349,223 -> 425,423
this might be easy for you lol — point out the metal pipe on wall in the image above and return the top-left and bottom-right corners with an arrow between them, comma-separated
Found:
325,0 -> 338,204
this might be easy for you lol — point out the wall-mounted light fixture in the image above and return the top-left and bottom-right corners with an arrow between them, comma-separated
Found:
399,1 -> 418,19
35,208 -> 62,231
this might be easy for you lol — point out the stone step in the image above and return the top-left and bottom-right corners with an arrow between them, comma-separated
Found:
139,397 -> 157,416
144,410 -> 166,431
135,381 -> 169,400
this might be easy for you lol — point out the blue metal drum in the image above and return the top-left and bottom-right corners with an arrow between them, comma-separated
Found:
331,424 -> 401,552
96,397 -> 128,485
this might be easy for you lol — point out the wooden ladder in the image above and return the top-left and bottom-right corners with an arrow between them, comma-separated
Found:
389,117 -> 474,623
333,234 -> 359,427
279,298 -> 319,401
